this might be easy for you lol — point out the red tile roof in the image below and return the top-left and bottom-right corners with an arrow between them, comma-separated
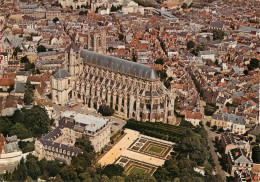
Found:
0,78 -> 15,86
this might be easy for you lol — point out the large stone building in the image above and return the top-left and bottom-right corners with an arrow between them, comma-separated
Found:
35,112 -> 112,164
51,44 -> 174,123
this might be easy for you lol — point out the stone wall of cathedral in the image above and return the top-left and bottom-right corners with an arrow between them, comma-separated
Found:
73,63 -> 174,123
52,48 -> 174,123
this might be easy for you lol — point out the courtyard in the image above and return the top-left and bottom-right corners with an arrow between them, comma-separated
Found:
98,129 -> 174,175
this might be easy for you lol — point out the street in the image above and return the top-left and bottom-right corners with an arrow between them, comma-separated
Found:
200,100 -> 227,180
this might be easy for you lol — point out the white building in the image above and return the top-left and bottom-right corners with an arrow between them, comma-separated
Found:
198,50 -> 215,61
0,134 -> 27,174
35,112 -> 112,164
62,111 -> 112,153
122,1 -> 144,15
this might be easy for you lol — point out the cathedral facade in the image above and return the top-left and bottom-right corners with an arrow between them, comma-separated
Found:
51,44 -> 174,123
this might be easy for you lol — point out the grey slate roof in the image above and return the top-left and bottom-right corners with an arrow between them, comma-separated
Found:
15,81 -> 26,93
53,68 -> 71,79
210,21 -> 225,29
80,50 -> 158,80
38,51 -> 57,57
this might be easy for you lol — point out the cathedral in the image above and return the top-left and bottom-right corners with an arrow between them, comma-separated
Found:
51,44 -> 174,123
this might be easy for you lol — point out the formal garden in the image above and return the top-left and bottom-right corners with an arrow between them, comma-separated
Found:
128,137 -> 173,158
115,157 -> 157,176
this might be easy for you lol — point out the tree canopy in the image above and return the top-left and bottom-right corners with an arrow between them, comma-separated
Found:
98,105 -> 114,116
187,41 -> 195,50
24,81 -> 34,105
37,45 -> 46,52
52,17 -> 59,23
213,30 -> 225,40
247,58 -> 259,71
155,58 -> 164,65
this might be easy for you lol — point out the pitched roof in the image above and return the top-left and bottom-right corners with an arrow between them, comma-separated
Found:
53,68 -> 71,79
0,78 -> 15,86
81,50 -> 158,80
65,43 -> 79,52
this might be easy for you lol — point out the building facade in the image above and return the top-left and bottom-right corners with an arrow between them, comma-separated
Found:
35,113 -> 111,164
51,44 -> 174,123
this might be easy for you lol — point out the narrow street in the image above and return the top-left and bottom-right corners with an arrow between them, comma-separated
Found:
200,100 -> 227,180
204,125 -> 227,180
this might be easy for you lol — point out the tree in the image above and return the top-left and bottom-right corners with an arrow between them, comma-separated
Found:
53,17 -> 59,23
111,5 -> 118,12
0,117 -> 11,136
79,11 -> 88,15
60,166 -> 78,181
164,80 -> 171,89
243,70 -> 249,75
213,30 -> 225,40
37,45 -> 46,52
26,156 -> 41,179
12,158 -> 28,181
95,7 -> 100,13
181,3 -> 188,9
247,58 -> 259,70
153,167 -> 170,182
7,84 -> 14,94
74,136 -> 94,153
102,164 -> 124,178
156,70 -> 167,80
155,58 -> 164,65
212,125 -> 217,131
47,160 -> 60,177
9,123 -> 30,139
218,127 -> 224,132
252,146 -> 260,164
21,105 -> 50,137
132,53 -> 137,62
118,33 -> 124,41
187,41 -> 195,50
24,81 -> 34,105
98,105 -> 114,116
13,47 -> 22,57
20,56 -> 29,63
18,141 -> 35,153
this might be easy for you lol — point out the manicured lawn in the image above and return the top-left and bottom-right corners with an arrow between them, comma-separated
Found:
148,145 -> 164,154
129,166 -> 146,174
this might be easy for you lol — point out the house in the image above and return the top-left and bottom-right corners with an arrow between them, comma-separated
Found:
209,21 -> 226,30
227,148 -> 253,176
0,95 -> 24,116
35,112 -> 112,164
234,169 -> 259,182
0,134 -> 24,174
221,132 -> 250,155
211,112 -> 246,134
198,50 -> 215,61
185,111 -> 202,126
0,78 -> 15,91
122,1 -> 144,15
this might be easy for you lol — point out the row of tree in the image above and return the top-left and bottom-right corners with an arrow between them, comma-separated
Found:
2,136 -> 157,182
